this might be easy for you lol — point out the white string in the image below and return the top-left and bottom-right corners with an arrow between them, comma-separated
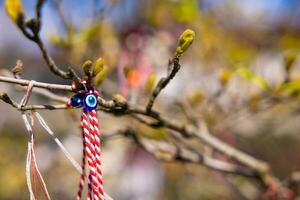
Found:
34,112 -> 82,173
19,96 -> 26,109
26,143 -> 35,200
22,113 -> 51,200
104,193 -> 114,200
22,113 -> 32,133
22,114 -> 35,200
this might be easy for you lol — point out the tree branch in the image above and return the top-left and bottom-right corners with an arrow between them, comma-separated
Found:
34,35 -> 72,79
116,128 -> 258,178
126,109 -> 270,173
15,0 -> 72,79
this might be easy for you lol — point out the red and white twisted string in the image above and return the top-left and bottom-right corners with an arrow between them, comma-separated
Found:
89,110 -> 104,198
76,110 -> 103,200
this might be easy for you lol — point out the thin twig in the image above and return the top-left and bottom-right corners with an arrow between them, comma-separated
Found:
34,36 -> 71,79
0,76 -> 73,91
0,93 -> 68,111
35,0 -> 46,31
146,55 -> 181,112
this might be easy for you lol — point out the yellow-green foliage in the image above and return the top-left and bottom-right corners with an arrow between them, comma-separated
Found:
279,80 -> 300,96
171,0 -> 198,23
236,67 -> 270,90
283,50 -> 297,72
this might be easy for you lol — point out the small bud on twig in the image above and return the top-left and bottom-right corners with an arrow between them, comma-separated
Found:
82,60 -> 93,78
112,94 -> 127,107
145,73 -> 157,92
11,60 -> 23,76
94,66 -> 108,87
218,68 -> 232,86
176,29 -> 195,56
0,92 -> 14,105
93,58 -> 104,77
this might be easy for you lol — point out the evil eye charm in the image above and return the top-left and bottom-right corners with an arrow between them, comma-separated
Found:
70,94 -> 84,108
83,93 -> 98,111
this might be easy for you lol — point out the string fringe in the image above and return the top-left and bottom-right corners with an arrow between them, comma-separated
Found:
22,113 -> 51,200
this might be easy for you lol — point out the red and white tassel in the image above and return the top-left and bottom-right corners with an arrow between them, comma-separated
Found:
89,110 -> 104,199
76,110 -> 103,200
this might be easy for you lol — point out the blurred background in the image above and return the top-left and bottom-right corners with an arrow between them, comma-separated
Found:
1,0 -> 300,199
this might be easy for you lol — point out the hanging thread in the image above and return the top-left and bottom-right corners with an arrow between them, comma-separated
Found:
22,113 -> 51,200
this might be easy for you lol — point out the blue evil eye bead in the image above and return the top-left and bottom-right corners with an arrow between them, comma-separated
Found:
70,94 -> 84,108
83,94 -> 98,111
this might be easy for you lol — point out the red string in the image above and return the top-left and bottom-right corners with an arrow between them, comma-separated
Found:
34,165 -> 50,200
31,158 -> 38,200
